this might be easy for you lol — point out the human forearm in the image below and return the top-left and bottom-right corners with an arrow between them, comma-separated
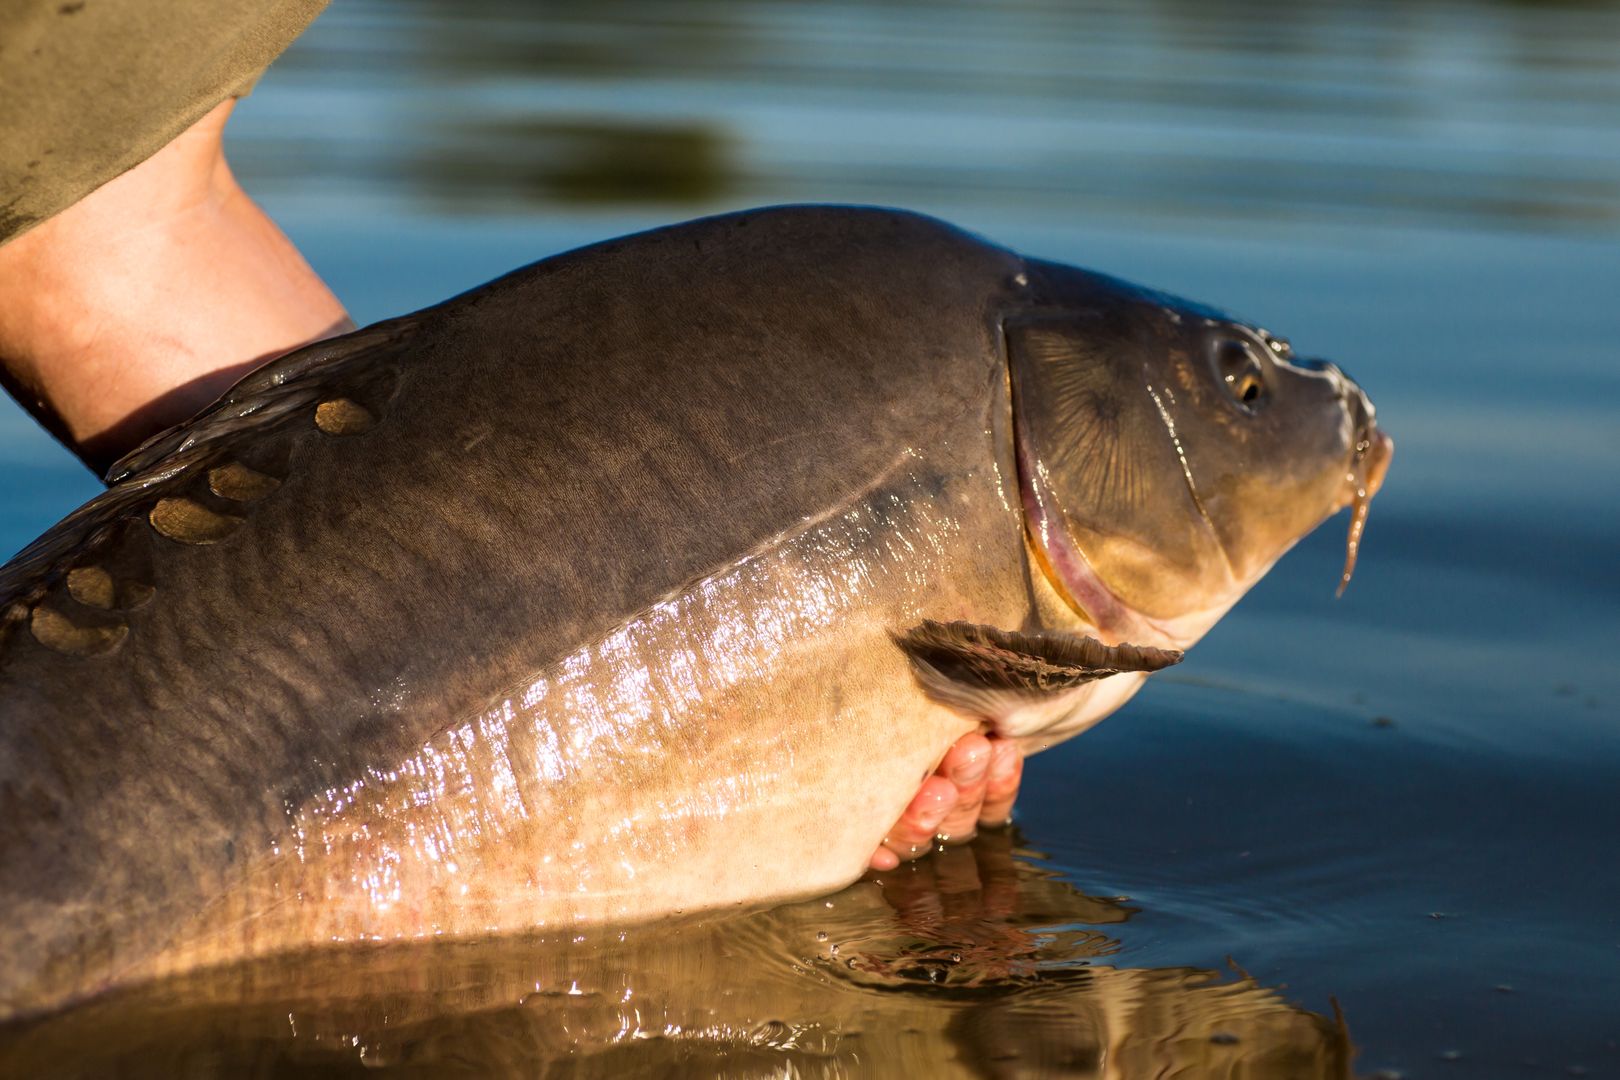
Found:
0,100 -> 351,476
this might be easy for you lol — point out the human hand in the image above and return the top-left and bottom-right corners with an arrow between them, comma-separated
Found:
869,732 -> 1023,871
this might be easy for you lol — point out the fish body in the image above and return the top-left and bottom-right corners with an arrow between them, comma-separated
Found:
0,207 -> 1388,1017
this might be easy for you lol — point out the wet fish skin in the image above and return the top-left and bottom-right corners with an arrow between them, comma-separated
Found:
0,208 -> 1032,1015
0,206 -> 1377,1018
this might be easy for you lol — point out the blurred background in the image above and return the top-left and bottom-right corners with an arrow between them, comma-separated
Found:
2,1 -> 1617,1076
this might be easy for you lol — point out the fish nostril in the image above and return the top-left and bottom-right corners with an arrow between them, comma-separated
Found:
1295,356 -> 1347,380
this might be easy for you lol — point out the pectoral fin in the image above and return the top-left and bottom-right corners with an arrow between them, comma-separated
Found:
893,619 -> 1182,736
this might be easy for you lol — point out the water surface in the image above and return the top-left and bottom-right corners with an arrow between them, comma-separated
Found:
2,1 -> 1617,1076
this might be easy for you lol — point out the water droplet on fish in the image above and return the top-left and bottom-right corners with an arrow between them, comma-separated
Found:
815,931 -> 829,941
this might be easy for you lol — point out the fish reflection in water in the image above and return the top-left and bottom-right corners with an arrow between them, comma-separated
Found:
0,830 -> 1352,1078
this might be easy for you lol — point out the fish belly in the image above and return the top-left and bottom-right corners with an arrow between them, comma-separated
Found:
135,458 -> 1025,984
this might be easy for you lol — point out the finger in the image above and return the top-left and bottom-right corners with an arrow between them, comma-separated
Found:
977,738 -> 1023,828
869,774 -> 957,870
934,732 -> 993,845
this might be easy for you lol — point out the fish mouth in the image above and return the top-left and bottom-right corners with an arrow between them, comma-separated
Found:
1330,377 -> 1395,595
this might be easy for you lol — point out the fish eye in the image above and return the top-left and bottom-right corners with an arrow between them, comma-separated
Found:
1214,339 -> 1268,410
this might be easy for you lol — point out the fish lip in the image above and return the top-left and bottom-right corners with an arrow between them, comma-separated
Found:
1365,428 -> 1394,493
1332,426 -> 1394,512
1316,367 -> 1393,594
1359,426 -> 1394,497
1330,377 -> 1394,512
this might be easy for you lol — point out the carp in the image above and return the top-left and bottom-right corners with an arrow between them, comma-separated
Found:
0,207 -> 1390,1017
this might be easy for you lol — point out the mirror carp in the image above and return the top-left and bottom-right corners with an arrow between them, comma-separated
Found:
0,207 -> 1390,1018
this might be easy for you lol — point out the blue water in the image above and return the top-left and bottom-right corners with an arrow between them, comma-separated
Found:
2,1 -> 1617,1075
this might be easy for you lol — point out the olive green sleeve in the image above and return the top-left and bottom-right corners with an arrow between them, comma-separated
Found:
0,0 -> 328,245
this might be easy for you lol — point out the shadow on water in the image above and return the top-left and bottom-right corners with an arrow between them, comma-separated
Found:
415,118 -> 733,210
0,831 -> 1353,1078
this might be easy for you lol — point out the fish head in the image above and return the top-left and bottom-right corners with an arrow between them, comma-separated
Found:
1007,259 -> 1393,649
